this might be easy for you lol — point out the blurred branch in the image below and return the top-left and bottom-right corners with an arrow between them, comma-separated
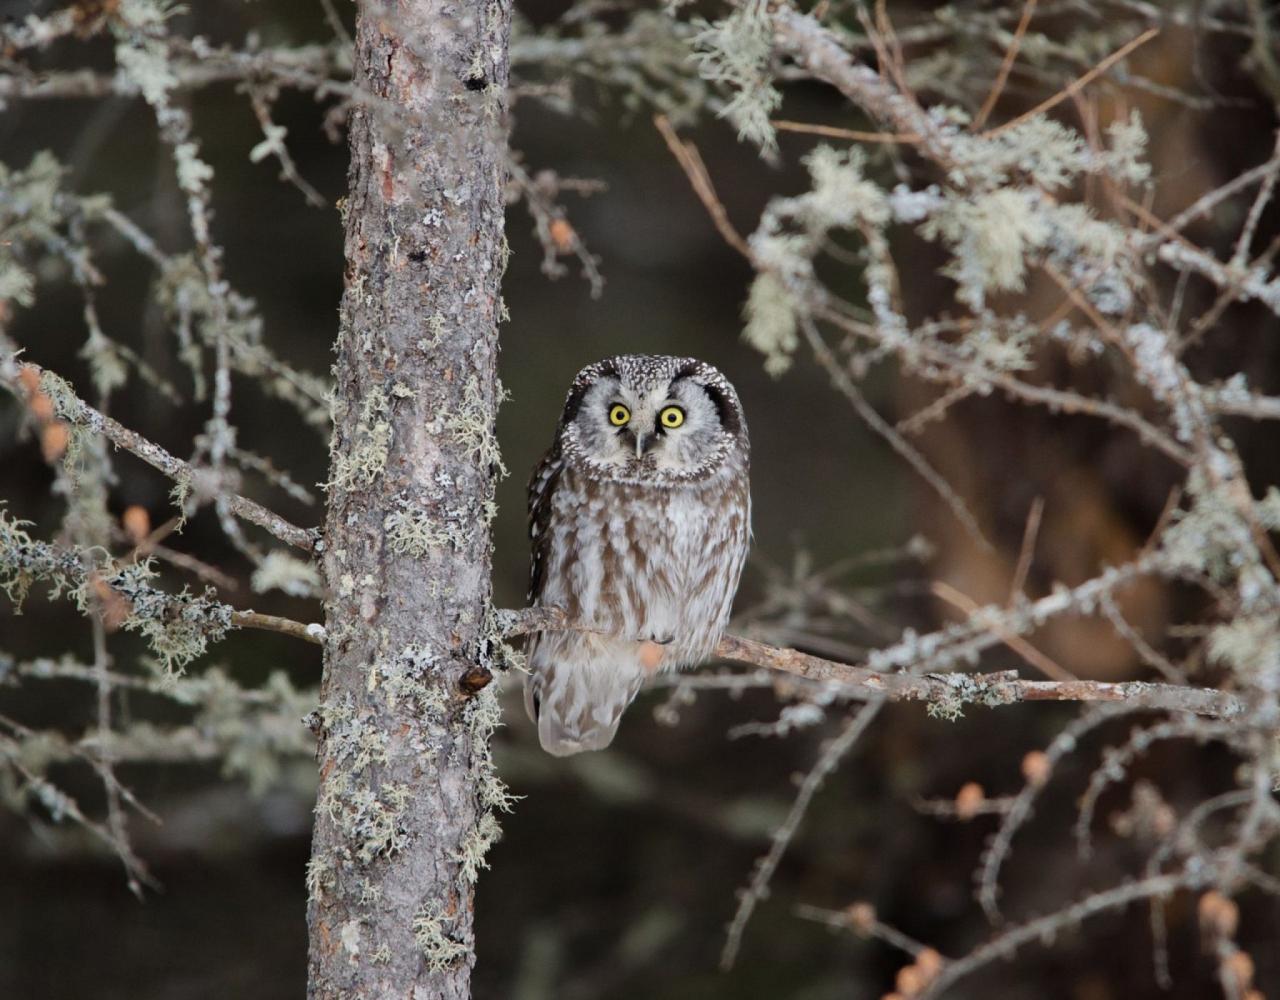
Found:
0,43 -> 350,101
919,871 -> 1204,999
1,358 -> 319,553
722,700 -> 882,969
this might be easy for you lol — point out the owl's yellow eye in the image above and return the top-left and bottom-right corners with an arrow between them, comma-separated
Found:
608,404 -> 631,427
659,405 -> 685,429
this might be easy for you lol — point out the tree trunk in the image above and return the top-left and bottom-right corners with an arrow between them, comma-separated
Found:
308,0 -> 511,996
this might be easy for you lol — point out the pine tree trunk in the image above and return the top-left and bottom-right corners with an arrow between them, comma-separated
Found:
307,1 -> 511,996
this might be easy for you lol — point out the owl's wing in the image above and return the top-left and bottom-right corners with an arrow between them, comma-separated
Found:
527,442 -> 564,603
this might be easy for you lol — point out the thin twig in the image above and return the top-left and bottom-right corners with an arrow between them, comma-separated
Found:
920,872 -> 1203,999
801,317 -> 996,554
230,611 -> 324,645
772,119 -> 919,144
653,114 -> 753,260
933,579 -> 1075,682
973,0 -> 1039,130
1008,496 -> 1044,605
2,360 -> 318,552
985,28 -> 1161,137
721,701 -> 883,969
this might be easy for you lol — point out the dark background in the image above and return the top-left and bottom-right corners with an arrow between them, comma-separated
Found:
2,2 -> 1278,998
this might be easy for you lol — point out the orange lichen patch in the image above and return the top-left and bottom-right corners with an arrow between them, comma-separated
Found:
638,640 -> 666,675
844,901 -> 876,935
892,947 -> 944,997
954,781 -> 985,820
1198,890 -> 1240,940
914,949 -> 943,980
40,422 -> 69,462
29,391 -> 55,422
1224,950 -> 1255,993
1020,750 -> 1050,787
548,218 -> 575,254
19,366 -> 59,429
895,965 -> 927,996
122,505 -> 151,545
17,366 -> 40,394
90,573 -> 131,632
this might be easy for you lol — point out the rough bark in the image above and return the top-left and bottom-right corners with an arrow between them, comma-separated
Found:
307,0 -> 511,996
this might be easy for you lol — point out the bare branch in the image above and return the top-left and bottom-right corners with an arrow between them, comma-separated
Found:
721,700 -> 883,969
1,359 -> 318,553
712,634 -> 1245,720
500,606 -> 1246,721
231,611 -> 324,645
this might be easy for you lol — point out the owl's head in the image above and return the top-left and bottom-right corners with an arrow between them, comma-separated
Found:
557,355 -> 748,483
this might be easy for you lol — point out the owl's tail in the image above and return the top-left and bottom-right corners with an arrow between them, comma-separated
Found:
524,661 -> 642,757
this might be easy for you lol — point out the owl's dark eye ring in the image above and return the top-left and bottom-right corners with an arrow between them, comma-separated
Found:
608,404 -> 631,427
659,405 -> 685,429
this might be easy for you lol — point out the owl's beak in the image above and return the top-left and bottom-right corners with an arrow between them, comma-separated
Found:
633,432 -> 648,459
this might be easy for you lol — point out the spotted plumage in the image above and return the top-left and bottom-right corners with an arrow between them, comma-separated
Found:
525,355 -> 751,755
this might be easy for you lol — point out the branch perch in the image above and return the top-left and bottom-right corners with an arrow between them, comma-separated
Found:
712,634 -> 1244,720
498,608 -> 1245,721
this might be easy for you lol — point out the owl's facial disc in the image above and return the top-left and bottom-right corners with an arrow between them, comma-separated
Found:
574,374 -> 726,475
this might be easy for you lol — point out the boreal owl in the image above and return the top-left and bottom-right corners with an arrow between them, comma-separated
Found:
525,355 -> 751,756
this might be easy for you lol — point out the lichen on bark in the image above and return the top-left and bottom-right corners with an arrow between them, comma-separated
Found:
306,1 -> 513,996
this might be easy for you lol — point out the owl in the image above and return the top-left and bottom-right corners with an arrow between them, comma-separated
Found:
524,355 -> 751,756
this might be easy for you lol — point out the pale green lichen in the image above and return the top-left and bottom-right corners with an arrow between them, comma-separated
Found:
0,517 -> 231,675
923,188 -> 1048,310
339,920 -> 362,959
1259,487 -> 1280,530
413,901 -> 469,972
173,142 -> 213,194
448,377 -> 507,476
251,551 -> 322,598
418,313 -> 448,352
330,386 -> 392,490
384,497 -> 470,557
1208,616 -> 1280,681
742,272 -> 798,377
465,684 -> 517,813
691,0 -> 780,153
926,696 -> 966,722
1162,487 -> 1258,582
249,123 -> 289,165
0,151 -> 68,309
113,36 -> 177,107
742,146 -> 894,372
372,643 -> 450,718
1,497 -> 228,672
305,856 -> 336,902
312,693 -> 422,863
194,667 -> 314,794
455,812 -> 502,884
113,563 -> 232,674
0,509 -> 75,607
169,473 -> 194,528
